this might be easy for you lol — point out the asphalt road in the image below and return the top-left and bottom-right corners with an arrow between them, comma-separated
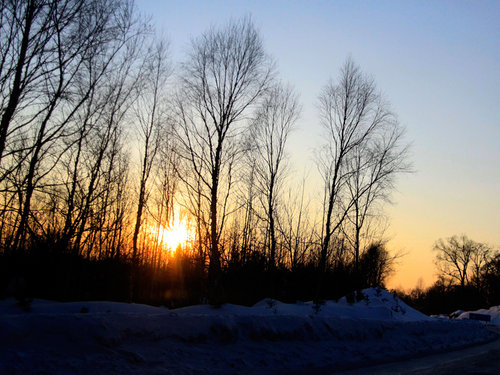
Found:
335,325 -> 500,375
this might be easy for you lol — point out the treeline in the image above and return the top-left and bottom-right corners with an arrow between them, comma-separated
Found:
399,235 -> 500,315
0,1 -> 410,306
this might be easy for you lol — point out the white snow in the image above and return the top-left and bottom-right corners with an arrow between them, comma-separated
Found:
457,305 -> 500,325
0,288 -> 497,374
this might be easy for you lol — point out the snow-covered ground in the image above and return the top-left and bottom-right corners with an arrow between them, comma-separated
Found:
0,288 -> 497,375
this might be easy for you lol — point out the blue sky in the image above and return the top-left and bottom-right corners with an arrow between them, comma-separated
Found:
137,0 -> 500,289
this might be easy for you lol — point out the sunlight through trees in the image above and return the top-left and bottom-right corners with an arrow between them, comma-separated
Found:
0,1 -> 412,305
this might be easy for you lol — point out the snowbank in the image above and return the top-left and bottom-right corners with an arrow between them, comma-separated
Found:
457,305 -> 500,325
0,288 -> 496,375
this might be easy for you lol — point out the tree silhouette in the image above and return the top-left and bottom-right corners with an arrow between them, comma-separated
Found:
176,17 -> 273,302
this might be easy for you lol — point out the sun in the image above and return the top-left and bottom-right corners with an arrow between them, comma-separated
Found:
156,217 -> 193,251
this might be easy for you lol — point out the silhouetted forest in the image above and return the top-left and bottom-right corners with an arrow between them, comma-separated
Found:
398,235 -> 500,315
7,1 -> 499,312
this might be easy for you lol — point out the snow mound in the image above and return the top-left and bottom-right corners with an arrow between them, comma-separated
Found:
330,287 -> 431,321
250,287 -> 430,322
0,288 -> 497,375
457,305 -> 500,324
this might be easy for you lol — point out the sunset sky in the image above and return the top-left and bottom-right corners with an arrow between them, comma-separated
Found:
137,0 -> 500,290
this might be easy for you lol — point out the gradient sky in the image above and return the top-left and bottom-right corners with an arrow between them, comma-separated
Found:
136,0 -> 500,290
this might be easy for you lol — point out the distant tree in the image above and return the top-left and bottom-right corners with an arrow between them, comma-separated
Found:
409,277 -> 426,301
469,241 -> 493,289
278,177 -> 317,270
358,242 -> 396,288
434,235 -> 492,288
482,253 -> 500,305
176,17 -> 273,302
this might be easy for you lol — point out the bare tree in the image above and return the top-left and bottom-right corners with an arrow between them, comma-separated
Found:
316,58 -> 408,297
131,40 -> 171,262
343,117 -> 410,282
237,155 -> 259,264
251,83 -> 300,269
176,17 -> 273,301
58,17 -> 146,257
278,176 -> 317,270
0,0 -> 135,168
149,130 -> 178,268
434,235 -> 492,288
2,0 -> 139,251
0,0 -> 56,165
470,241 -> 492,289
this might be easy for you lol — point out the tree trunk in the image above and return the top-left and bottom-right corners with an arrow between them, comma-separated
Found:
208,143 -> 222,304
268,176 -> 276,269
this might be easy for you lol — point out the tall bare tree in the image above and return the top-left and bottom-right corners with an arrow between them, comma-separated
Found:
251,83 -> 300,268
176,17 -> 273,301
131,40 -> 171,262
316,58 -> 408,297
52,6 -> 146,257
149,129 -> 178,268
344,115 -> 410,280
